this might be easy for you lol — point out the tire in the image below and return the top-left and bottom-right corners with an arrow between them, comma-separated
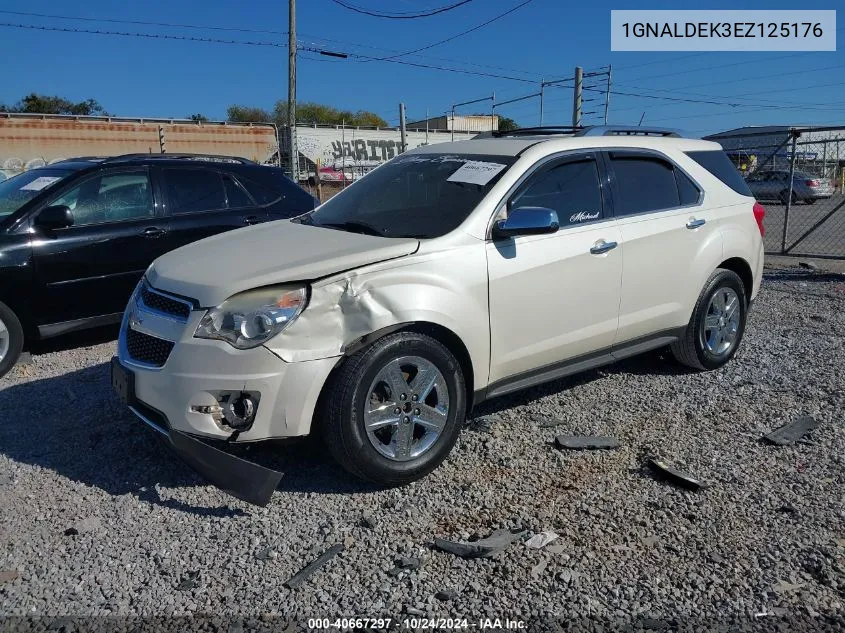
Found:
806,198 -> 816,205
670,269 -> 747,371
779,190 -> 797,205
319,331 -> 466,485
0,300 -> 24,379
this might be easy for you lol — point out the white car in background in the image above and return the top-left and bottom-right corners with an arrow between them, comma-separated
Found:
112,126 -> 765,505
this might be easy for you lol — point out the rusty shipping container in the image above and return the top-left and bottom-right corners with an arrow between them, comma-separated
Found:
0,113 -> 279,177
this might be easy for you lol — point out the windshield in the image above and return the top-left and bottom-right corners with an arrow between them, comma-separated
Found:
0,169 -> 71,218
299,153 -> 516,239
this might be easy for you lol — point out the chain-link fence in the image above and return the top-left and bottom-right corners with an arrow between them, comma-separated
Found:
707,125 -> 845,259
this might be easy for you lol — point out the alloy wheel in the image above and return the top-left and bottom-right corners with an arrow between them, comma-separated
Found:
701,287 -> 741,356
364,355 -> 450,462
0,315 -> 9,364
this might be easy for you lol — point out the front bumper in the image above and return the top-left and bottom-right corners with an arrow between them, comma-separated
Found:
118,305 -> 339,442
113,370 -> 283,507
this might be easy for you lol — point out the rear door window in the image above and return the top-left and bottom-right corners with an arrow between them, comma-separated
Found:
163,168 -> 227,214
223,174 -> 254,208
238,175 -> 281,205
608,152 -> 700,216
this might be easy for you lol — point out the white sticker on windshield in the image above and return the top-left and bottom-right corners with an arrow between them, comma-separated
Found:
21,176 -> 61,191
447,161 -> 507,186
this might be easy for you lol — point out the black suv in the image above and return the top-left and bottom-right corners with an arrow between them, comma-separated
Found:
0,154 -> 318,377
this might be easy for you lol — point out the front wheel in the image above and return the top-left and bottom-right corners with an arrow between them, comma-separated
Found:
671,269 -> 747,371
0,300 -> 24,379
319,332 -> 466,485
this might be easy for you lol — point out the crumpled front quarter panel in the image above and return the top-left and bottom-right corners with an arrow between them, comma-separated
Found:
264,243 -> 491,389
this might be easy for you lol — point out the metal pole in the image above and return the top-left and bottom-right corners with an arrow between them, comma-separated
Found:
539,79 -> 545,126
491,92 -> 495,131
572,66 -> 583,128
604,65 -> 612,125
450,105 -> 455,142
782,132 -> 799,253
341,119 -> 346,190
425,107 -> 429,144
399,102 -> 407,153
287,0 -> 298,181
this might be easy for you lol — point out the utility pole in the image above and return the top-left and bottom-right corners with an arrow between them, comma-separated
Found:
491,91 -> 495,131
399,102 -> 407,153
287,0 -> 298,181
572,66 -> 583,128
539,78 -> 545,126
603,64 -> 612,125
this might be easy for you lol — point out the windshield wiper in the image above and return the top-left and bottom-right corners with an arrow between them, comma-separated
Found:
314,220 -> 386,237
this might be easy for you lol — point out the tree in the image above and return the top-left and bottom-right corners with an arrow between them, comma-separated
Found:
188,113 -> 209,122
229,101 -> 388,127
226,105 -> 273,123
498,116 -> 520,132
2,93 -> 109,116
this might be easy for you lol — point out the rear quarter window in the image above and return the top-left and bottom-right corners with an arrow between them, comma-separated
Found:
685,150 -> 753,197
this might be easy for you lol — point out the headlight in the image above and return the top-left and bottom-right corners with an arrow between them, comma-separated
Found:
194,286 -> 308,349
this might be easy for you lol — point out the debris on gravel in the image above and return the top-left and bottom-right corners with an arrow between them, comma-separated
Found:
1,265 -> 844,624
0,570 -> 19,584
554,435 -> 620,450
763,414 -> 821,446
284,544 -> 344,589
647,458 -> 704,491
524,531 -> 559,549
434,528 -> 526,559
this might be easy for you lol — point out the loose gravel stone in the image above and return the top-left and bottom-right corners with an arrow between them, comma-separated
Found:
1,265 -> 844,625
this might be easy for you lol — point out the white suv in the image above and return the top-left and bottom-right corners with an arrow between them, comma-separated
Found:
112,126 -> 765,505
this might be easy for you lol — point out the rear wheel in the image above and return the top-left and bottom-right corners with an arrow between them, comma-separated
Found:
671,269 -> 747,371
319,332 -> 466,485
0,301 -> 24,379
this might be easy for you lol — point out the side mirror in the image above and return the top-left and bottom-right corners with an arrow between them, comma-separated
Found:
35,205 -> 74,230
493,206 -> 559,238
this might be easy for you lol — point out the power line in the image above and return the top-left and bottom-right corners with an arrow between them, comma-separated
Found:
0,21 -> 289,47
0,9 -> 289,36
0,21 -> 540,83
0,8 -> 546,78
366,0 -> 536,61
327,0 -> 473,19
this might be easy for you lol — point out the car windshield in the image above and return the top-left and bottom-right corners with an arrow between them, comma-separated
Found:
298,153 -> 516,239
0,169 -> 71,218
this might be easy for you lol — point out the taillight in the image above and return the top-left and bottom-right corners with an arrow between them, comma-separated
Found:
753,202 -> 765,237
806,179 -> 820,187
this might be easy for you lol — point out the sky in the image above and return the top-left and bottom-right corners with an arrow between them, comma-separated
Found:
0,0 -> 842,137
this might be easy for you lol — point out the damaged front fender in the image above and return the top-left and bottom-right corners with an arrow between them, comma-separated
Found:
265,244 -> 491,389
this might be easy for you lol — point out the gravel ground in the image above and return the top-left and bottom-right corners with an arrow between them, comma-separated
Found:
1,264 -> 843,629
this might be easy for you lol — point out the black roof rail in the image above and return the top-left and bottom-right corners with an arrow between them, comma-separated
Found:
486,125 -> 685,140
490,126 -> 584,138
577,125 -> 683,138
101,153 -> 256,164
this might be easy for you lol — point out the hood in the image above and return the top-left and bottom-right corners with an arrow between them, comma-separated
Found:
147,220 -> 419,306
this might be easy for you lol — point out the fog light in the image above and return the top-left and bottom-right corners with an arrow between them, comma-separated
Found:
222,392 -> 259,430
191,404 -> 224,424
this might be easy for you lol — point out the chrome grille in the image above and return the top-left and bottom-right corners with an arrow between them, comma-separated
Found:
139,284 -> 192,321
125,328 -> 174,368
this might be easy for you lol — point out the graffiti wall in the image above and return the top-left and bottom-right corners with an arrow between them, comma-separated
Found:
296,125 -> 477,171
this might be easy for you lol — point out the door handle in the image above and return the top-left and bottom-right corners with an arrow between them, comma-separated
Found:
141,226 -> 165,238
686,218 -> 706,229
590,240 -> 618,255
243,215 -> 261,225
